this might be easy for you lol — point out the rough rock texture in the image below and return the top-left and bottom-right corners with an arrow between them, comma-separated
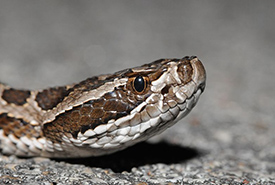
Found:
0,1 -> 274,184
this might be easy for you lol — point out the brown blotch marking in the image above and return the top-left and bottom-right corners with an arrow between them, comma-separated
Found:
91,98 -> 106,107
43,89 -> 138,142
101,112 -> 117,123
35,86 -> 71,110
2,88 -> 31,105
80,105 -> 92,115
103,99 -> 128,112
73,75 -> 117,92
90,108 -> 104,119
177,58 -> 193,84
73,76 -> 102,90
0,113 -> 41,139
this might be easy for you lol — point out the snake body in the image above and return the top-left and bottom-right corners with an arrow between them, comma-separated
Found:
0,56 -> 206,158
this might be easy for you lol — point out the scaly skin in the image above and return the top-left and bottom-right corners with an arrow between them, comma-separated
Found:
0,56 -> 206,157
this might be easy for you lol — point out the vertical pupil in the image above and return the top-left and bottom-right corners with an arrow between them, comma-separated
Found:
134,76 -> 145,92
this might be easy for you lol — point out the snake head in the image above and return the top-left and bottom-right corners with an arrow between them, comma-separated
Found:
115,56 -> 206,143
41,56 -> 206,157
81,56 -> 206,156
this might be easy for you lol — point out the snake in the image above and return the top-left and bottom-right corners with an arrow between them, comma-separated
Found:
0,56 -> 206,158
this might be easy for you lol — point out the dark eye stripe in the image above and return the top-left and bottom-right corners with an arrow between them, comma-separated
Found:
133,76 -> 145,92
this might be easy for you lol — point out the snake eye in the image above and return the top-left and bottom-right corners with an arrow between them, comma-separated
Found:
133,76 -> 146,93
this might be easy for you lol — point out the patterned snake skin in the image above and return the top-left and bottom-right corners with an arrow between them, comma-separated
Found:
0,56 -> 206,158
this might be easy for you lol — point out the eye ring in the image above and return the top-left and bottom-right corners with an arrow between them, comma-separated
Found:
133,75 -> 146,93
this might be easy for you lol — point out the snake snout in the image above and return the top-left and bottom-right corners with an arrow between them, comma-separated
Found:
190,57 -> 206,92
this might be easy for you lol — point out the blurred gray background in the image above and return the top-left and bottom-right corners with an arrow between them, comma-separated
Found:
0,0 -> 274,184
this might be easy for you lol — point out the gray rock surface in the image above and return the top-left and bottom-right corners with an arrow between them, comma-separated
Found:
0,1 -> 274,184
